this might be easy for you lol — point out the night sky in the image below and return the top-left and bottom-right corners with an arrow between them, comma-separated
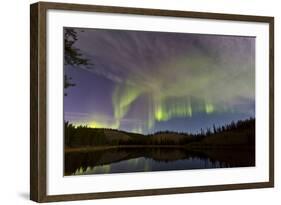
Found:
64,28 -> 255,134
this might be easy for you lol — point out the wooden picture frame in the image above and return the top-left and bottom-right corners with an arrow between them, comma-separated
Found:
30,1 -> 274,202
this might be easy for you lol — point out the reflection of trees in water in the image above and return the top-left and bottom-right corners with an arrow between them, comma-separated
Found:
64,147 -> 255,175
64,118 -> 255,175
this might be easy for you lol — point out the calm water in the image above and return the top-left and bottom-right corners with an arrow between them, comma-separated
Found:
72,156 -> 226,175
64,147 -> 254,175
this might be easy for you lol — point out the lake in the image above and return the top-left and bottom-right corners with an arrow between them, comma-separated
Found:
64,147 -> 255,175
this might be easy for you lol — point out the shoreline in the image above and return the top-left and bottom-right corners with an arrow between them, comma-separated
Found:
65,144 -> 254,153
65,145 -> 187,153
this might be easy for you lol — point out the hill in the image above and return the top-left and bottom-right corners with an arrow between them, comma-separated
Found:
65,118 -> 255,149
187,118 -> 255,149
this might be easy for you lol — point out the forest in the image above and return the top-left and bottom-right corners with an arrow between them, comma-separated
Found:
64,118 -> 255,150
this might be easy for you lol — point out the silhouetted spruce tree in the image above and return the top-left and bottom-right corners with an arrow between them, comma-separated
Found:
64,28 -> 92,96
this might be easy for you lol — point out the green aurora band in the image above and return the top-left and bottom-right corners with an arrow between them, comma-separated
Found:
65,29 -> 255,134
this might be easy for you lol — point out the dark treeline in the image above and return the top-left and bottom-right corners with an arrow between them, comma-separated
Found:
65,118 -> 255,148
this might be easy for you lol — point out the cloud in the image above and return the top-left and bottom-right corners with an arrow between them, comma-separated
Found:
69,28 -> 255,133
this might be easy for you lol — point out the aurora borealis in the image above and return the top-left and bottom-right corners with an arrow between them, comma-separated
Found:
64,28 -> 255,134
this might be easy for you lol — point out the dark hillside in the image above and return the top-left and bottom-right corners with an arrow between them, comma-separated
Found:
65,118 -> 255,149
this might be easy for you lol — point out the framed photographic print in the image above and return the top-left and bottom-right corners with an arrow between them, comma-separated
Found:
30,1 -> 274,202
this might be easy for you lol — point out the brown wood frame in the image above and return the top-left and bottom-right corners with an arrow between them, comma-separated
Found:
30,1 -> 274,202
